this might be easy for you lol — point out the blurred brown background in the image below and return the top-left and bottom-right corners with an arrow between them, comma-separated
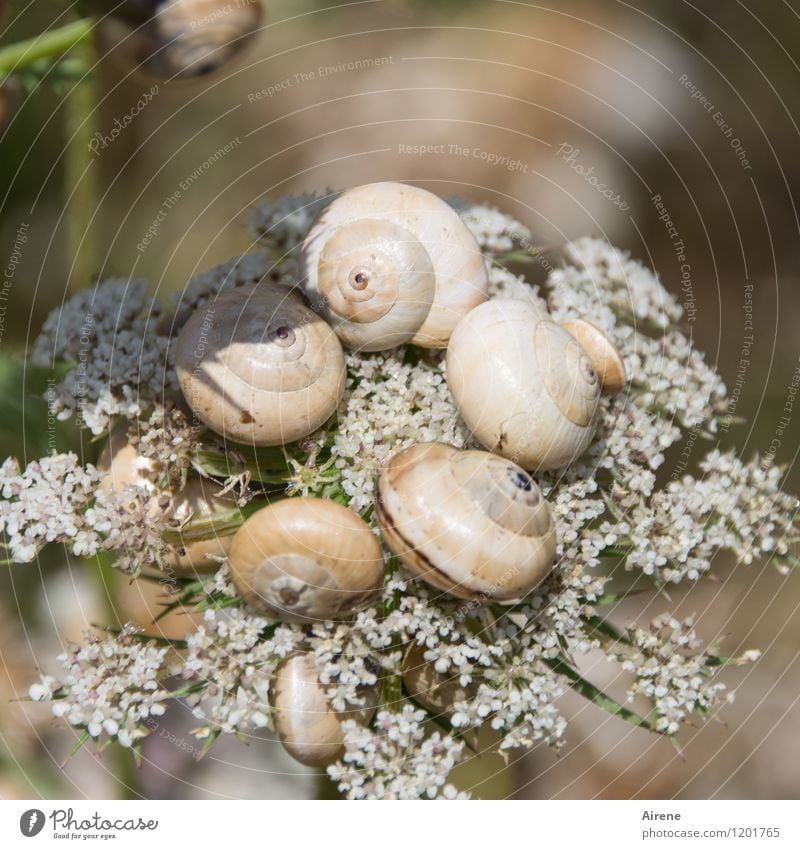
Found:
1,0 -> 799,799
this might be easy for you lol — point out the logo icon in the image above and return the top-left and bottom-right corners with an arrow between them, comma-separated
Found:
19,810 -> 45,837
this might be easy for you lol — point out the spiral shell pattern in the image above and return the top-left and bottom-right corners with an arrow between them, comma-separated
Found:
446,298 -> 601,470
300,182 -> 488,350
376,442 -> 556,601
228,498 -> 385,622
175,285 -> 345,447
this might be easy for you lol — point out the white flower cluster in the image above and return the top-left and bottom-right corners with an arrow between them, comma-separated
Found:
32,278 -> 176,435
10,196 -> 780,799
0,454 -> 103,561
618,615 -> 730,735
328,705 -> 468,799
248,191 -> 332,252
182,609 -> 299,734
621,450 -> 799,583
29,626 -> 171,748
331,349 -> 471,511
448,197 -> 533,254
550,237 -> 684,329
129,402 -> 199,485
0,452 -> 167,571
486,264 -> 548,306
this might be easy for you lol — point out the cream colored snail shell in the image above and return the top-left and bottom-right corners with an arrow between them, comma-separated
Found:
175,284 -> 345,447
560,318 -> 627,394
376,442 -> 556,602
228,498 -> 385,622
446,298 -> 601,471
272,653 -> 378,767
164,477 -> 238,575
402,643 -> 477,720
299,182 -> 488,350
97,425 -> 162,496
98,428 -> 237,573
95,0 -> 263,81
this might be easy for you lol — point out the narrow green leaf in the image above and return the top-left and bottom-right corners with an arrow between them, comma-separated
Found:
62,729 -> 91,765
544,657 -> 662,734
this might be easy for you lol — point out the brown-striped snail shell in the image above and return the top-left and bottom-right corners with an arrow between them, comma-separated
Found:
228,498 -> 385,622
402,643 -> 477,721
97,427 -> 238,573
175,285 -> 345,447
376,442 -> 556,602
446,298 -> 607,470
299,182 -> 488,351
94,0 -> 263,81
272,653 -> 378,767
560,318 -> 627,394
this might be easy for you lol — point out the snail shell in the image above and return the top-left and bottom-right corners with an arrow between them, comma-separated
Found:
402,643 -> 477,720
97,425 -> 161,496
164,477 -> 239,574
98,428 -> 237,573
560,318 -> 626,394
95,0 -> 263,81
299,182 -> 488,350
446,298 -> 601,470
228,497 -> 385,622
272,653 -> 378,767
376,442 -> 556,602
175,285 -> 346,447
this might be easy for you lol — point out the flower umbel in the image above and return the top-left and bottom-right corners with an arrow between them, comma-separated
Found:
6,194 -> 787,798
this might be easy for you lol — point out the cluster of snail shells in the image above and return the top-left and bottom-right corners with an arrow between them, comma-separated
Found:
299,182 -> 489,350
97,426 -> 238,574
446,299 -> 626,471
174,182 -> 490,448
376,442 -> 556,602
175,284 -> 346,447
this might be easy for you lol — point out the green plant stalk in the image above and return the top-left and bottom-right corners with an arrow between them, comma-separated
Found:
65,40 -> 97,291
193,444 -> 295,486
0,19 -> 94,78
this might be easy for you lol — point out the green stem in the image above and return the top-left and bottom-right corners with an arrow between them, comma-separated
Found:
0,19 -> 94,78
193,444 -> 294,486
65,39 -> 97,291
